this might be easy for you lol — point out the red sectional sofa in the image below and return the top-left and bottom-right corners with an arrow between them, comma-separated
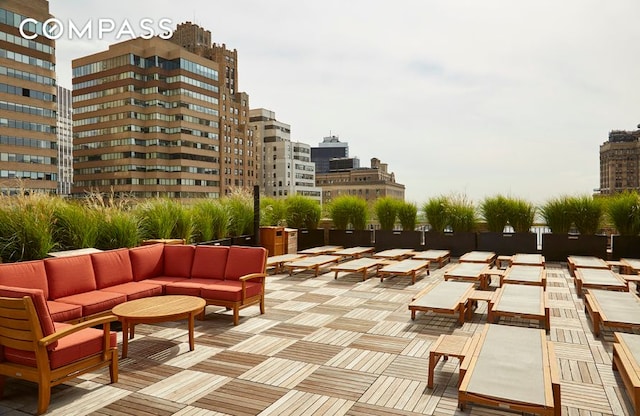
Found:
0,244 -> 268,326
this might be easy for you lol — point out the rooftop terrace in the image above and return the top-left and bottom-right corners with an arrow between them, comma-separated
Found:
1,259 -> 636,415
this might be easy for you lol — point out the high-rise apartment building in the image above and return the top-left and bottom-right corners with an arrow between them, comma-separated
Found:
170,22 -> 257,195
57,85 -> 72,195
0,0 -> 58,195
311,135 -> 348,173
250,108 -> 321,202
72,36 -> 223,199
316,157 -> 405,205
599,127 -> 640,195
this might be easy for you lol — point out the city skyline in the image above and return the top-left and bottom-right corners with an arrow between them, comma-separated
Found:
48,0 -> 640,205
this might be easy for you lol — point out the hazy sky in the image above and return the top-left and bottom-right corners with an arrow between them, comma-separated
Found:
48,0 -> 640,205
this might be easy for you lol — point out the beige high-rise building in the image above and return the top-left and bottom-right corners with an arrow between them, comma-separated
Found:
57,85 -> 73,195
316,157 -> 405,205
72,22 -> 257,199
0,0 -> 58,195
170,22 -> 258,195
599,127 -> 640,195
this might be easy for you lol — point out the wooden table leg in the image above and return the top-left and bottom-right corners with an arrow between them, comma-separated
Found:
121,319 -> 129,358
188,312 -> 196,351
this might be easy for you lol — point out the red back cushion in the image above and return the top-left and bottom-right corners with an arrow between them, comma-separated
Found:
0,285 -> 57,349
163,245 -> 195,278
224,246 -> 267,280
44,255 -> 97,300
129,243 -> 164,281
0,260 -> 49,299
191,246 -> 229,279
91,249 -> 134,289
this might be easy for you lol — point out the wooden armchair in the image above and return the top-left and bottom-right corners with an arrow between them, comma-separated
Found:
0,286 -> 118,415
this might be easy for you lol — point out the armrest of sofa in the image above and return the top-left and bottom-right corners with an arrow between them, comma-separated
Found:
39,314 -> 118,349
238,273 -> 267,300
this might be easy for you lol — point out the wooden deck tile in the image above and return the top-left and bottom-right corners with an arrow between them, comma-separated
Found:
192,379 -> 288,416
295,366 -> 378,401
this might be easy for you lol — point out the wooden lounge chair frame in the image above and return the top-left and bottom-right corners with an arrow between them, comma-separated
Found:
411,249 -> 451,268
284,255 -> 340,277
488,284 -> 550,332
511,253 -> 546,267
584,289 -> 640,338
459,251 -> 497,265
574,268 -> 628,297
567,255 -> 610,277
408,280 -> 475,325
330,257 -> 385,281
500,265 -> 547,288
458,324 -> 561,416
612,332 -> 640,416
297,245 -> 343,255
332,246 -> 375,260
266,253 -> 306,274
378,259 -> 430,284
444,262 -> 491,290
372,248 -> 416,261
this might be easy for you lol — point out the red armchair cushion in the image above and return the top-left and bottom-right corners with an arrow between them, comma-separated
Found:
101,282 -> 162,300
129,243 -> 164,281
191,245 -> 228,280
47,301 -> 83,323
0,260 -> 49,299
0,285 -> 57,349
224,246 -> 267,280
55,290 -> 126,317
45,255 -> 97,300
200,280 -> 263,302
91,248 -> 134,289
4,322 -> 117,370
163,245 -> 195,278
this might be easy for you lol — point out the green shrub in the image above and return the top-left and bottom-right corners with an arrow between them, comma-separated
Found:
0,194 -> 57,262
570,195 -> 604,235
423,196 -> 450,233
328,195 -> 368,230
480,195 -> 510,232
397,202 -> 418,231
53,201 -> 101,250
541,196 -> 573,234
192,199 -> 230,242
448,195 -> 477,232
285,195 -> 321,229
136,198 -> 182,240
607,191 -> 640,236
97,208 -> 140,249
260,197 -> 287,226
374,197 -> 400,230
508,198 -> 536,233
224,190 -> 254,236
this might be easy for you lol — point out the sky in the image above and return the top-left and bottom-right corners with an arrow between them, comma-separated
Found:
47,0 -> 640,206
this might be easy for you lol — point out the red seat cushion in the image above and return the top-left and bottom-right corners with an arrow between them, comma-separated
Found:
44,255 -> 97,299
163,245 -> 195,278
101,281 -> 162,300
91,248 -> 134,289
0,260 -> 49,298
55,291 -> 126,316
4,322 -> 117,370
129,243 -> 164,281
164,278 -> 217,297
224,246 -> 267,281
0,286 -> 57,349
191,246 -> 228,280
200,280 -> 263,302
47,300 -> 83,323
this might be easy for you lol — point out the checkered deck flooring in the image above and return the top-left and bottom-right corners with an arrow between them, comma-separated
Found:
2,261 -> 637,415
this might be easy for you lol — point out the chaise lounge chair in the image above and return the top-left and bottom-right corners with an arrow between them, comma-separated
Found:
488,284 -> 550,332
408,280 -> 475,325
584,289 -> 640,337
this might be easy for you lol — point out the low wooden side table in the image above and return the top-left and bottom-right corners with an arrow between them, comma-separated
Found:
466,289 -> 494,319
428,334 -> 474,388
620,274 -> 640,295
496,255 -> 512,270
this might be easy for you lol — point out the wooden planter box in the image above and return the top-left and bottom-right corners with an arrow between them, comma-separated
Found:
611,235 -> 640,260
542,234 -> 608,261
477,232 -> 538,255
328,230 -> 373,247
297,229 -> 326,250
424,232 -> 477,257
373,230 -> 423,251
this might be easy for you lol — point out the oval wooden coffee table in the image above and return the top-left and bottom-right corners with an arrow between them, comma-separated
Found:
112,295 -> 206,358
